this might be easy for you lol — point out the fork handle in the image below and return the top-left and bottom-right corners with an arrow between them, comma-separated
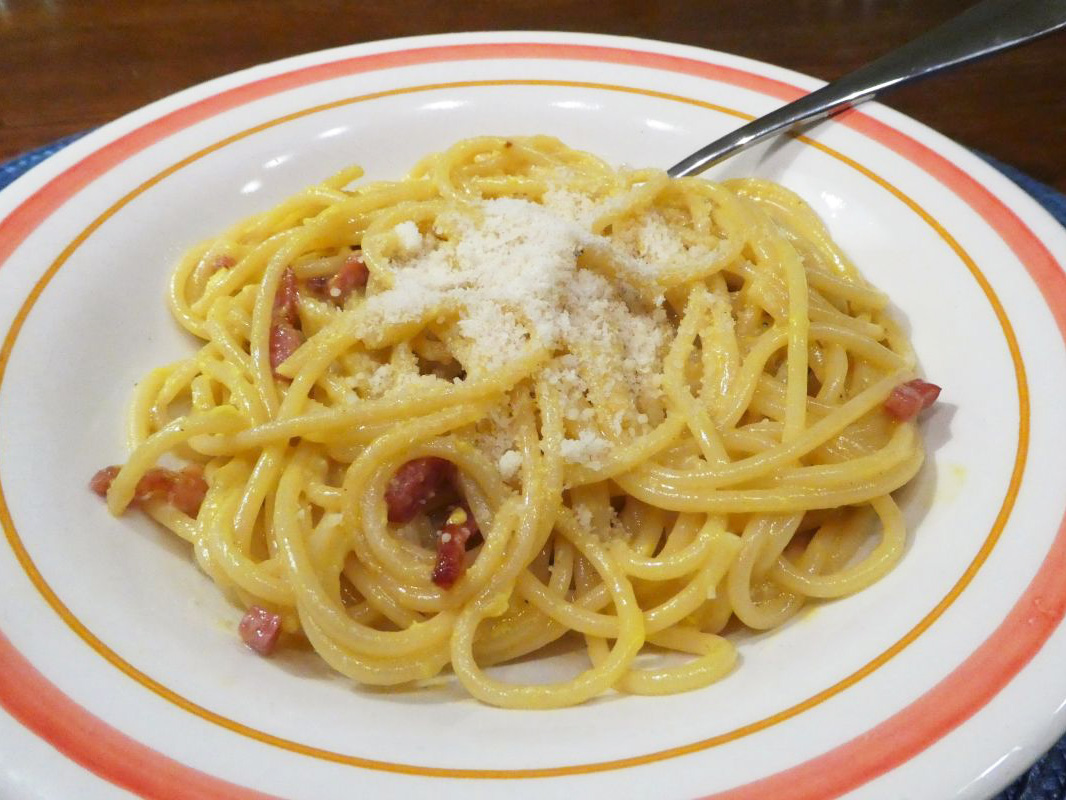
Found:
667,0 -> 1066,177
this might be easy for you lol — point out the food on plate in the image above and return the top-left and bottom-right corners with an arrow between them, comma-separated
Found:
91,135 -> 939,709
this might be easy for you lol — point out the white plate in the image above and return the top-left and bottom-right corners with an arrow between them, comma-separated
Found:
1,32 -> 1065,800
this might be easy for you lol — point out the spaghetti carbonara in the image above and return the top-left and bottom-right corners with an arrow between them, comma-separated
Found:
92,136 -> 939,709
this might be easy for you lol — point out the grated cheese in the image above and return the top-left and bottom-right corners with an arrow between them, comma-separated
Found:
628,210 -> 716,271
393,220 -> 423,254
497,450 -> 522,481
540,187 -> 602,228
559,431 -> 611,468
474,405 -> 518,468
358,191 -> 676,467
572,505 -> 594,532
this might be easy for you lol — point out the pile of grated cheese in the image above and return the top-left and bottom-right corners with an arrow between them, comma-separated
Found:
356,189 -> 707,468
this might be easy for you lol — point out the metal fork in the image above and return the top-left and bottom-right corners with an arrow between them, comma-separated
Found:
668,0 -> 1066,177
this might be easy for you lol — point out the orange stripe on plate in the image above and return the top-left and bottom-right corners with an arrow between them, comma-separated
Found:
844,111 -> 1066,342
703,510 -> 1066,800
0,626 -> 280,800
0,79 -> 1027,779
0,42 -> 802,271
700,90 -> 1066,800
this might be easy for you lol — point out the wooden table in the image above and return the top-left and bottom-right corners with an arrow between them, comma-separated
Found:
1,0 -> 1064,189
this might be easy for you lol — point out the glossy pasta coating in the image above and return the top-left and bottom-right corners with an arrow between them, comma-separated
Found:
97,136 -> 927,709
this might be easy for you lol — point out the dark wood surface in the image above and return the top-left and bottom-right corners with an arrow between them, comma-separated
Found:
1,0 -> 1064,191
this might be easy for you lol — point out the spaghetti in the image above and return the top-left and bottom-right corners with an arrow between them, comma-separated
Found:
92,136 -> 938,709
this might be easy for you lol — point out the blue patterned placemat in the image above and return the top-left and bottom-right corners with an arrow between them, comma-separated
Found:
1,136 -> 1065,799
0,131 -> 91,192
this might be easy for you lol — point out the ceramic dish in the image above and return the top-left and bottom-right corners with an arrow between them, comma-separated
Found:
1,32 -> 1065,800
